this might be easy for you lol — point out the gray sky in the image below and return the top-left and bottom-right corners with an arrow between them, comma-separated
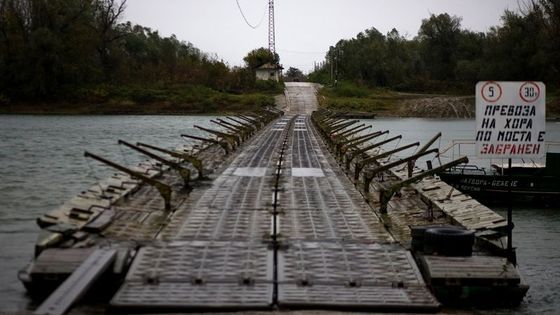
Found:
124,0 -> 518,73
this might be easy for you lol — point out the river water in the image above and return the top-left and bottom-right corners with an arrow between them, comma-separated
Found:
0,115 -> 558,314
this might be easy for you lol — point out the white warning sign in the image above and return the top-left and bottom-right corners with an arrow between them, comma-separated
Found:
476,81 -> 546,158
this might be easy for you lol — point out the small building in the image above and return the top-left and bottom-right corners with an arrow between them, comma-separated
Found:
255,63 -> 283,82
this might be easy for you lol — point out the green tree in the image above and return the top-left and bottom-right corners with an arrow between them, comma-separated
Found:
418,13 -> 463,81
243,47 -> 279,69
284,67 -> 305,82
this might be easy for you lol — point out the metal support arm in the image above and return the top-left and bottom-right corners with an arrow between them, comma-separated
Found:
345,135 -> 402,171
338,131 -> 386,157
84,151 -> 172,211
195,125 -> 240,148
218,118 -> 252,135
329,120 -> 360,135
136,142 -> 205,179
363,148 -> 439,193
181,134 -> 229,155
378,156 -> 468,213
335,124 -> 368,138
118,140 -> 191,187
211,120 -> 245,142
355,142 -> 419,180
227,117 -> 257,132
236,115 -> 262,128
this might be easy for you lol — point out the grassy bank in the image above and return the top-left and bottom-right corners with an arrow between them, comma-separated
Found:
318,81 -> 560,119
318,82 -> 436,116
0,83 -> 281,115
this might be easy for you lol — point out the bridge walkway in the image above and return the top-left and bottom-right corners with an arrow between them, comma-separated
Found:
110,83 -> 440,312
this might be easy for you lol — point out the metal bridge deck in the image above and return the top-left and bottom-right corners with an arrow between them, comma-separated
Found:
110,83 -> 440,312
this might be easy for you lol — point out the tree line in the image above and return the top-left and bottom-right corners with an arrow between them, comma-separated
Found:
0,0 -> 278,104
309,1 -> 560,93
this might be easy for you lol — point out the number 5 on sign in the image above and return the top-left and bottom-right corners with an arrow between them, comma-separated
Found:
481,81 -> 502,103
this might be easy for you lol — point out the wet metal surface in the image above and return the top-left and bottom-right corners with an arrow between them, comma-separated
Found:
112,114 -> 291,309
111,83 -> 439,311
276,114 -> 437,310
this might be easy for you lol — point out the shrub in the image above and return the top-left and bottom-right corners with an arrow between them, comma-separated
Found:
324,81 -> 371,98
0,94 -> 10,106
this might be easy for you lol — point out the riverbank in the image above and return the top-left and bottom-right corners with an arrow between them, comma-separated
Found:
0,84 -> 279,115
317,83 -> 560,119
3,83 -> 559,119
0,100 -> 270,115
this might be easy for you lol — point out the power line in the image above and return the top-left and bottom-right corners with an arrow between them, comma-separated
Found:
235,0 -> 267,29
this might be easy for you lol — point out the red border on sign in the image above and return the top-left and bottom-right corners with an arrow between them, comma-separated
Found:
519,81 -> 540,103
481,81 -> 502,103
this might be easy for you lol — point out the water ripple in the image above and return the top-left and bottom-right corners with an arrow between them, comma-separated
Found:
0,116 -> 558,314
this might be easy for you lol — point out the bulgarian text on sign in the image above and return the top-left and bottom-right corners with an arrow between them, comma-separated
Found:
475,81 -> 546,158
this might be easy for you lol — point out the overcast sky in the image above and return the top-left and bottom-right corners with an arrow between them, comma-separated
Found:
124,0 -> 518,73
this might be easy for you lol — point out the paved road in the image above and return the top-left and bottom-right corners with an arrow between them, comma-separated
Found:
283,82 -> 320,115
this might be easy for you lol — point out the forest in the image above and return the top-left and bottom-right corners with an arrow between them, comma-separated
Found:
309,0 -> 560,95
0,0 -> 280,113
2,0 -> 559,114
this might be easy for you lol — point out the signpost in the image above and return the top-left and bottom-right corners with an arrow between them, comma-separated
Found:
475,81 -> 546,264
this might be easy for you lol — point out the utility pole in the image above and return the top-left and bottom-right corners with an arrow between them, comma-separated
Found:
268,0 -> 275,54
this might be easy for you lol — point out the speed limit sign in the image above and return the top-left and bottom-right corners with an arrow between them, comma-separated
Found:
475,81 -> 546,158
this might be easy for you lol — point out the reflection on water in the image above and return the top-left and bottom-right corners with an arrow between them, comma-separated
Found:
0,116 -> 558,314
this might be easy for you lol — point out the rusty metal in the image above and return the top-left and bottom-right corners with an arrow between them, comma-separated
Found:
378,156 -> 468,213
327,119 -> 353,132
217,118 -> 253,136
418,132 -> 442,154
363,148 -> 439,193
211,120 -> 239,133
334,131 -> 379,154
84,151 -> 172,211
344,135 -> 403,171
236,114 -> 263,128
195,125 -> 240,148
136,142 -> 205,179
334,123 -> 368,138
407,132 -> 442,174
328,120 -> 360,135
354,142 -> 420,181
227,117 -> 257,132
338,131 -> 386,158
211,120 -> 246,142
331,125 -> 372,146
118,140 -> 191,187
182,134 -> 230,154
